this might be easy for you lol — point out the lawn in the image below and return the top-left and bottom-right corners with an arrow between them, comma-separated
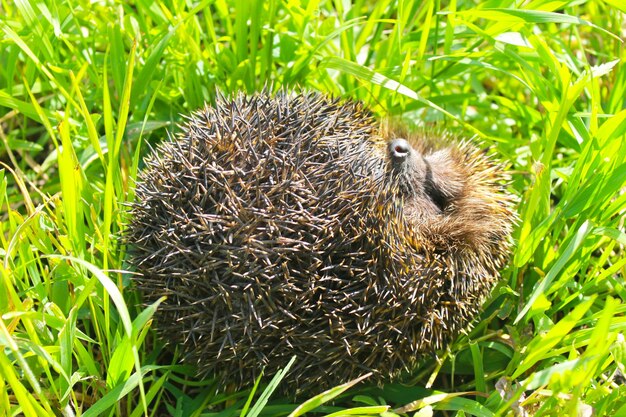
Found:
1,0 -> 625,416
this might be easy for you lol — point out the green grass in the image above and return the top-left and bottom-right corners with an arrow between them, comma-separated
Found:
1,0 -> 625,415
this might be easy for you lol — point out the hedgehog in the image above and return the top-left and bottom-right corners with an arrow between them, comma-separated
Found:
127,91 -> 516,394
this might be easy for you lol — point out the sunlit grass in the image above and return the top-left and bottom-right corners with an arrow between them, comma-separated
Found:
1,0 -> 625,416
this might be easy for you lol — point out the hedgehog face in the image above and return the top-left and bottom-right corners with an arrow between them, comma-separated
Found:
388,135 -> 515,254
388,138 -> 463,220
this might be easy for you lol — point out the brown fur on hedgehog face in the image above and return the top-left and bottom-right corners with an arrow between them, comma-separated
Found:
387,136 -> 512,255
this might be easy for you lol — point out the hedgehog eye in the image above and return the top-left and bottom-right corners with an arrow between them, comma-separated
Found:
423,164 -> 448,212
425,183 -> 448,212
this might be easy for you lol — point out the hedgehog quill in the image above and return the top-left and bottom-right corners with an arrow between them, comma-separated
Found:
127,91 -> 516,393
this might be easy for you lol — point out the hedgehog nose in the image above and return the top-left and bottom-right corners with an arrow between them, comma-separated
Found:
389,138 -> 411,160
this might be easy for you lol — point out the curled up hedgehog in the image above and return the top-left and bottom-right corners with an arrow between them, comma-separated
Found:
127,91 -> 516,394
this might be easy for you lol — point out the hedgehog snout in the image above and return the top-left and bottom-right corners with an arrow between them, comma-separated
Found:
389,138 -> 412,160
388,138 -> 427,191
388,138 -> 455,215
388,138 -> 424,175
